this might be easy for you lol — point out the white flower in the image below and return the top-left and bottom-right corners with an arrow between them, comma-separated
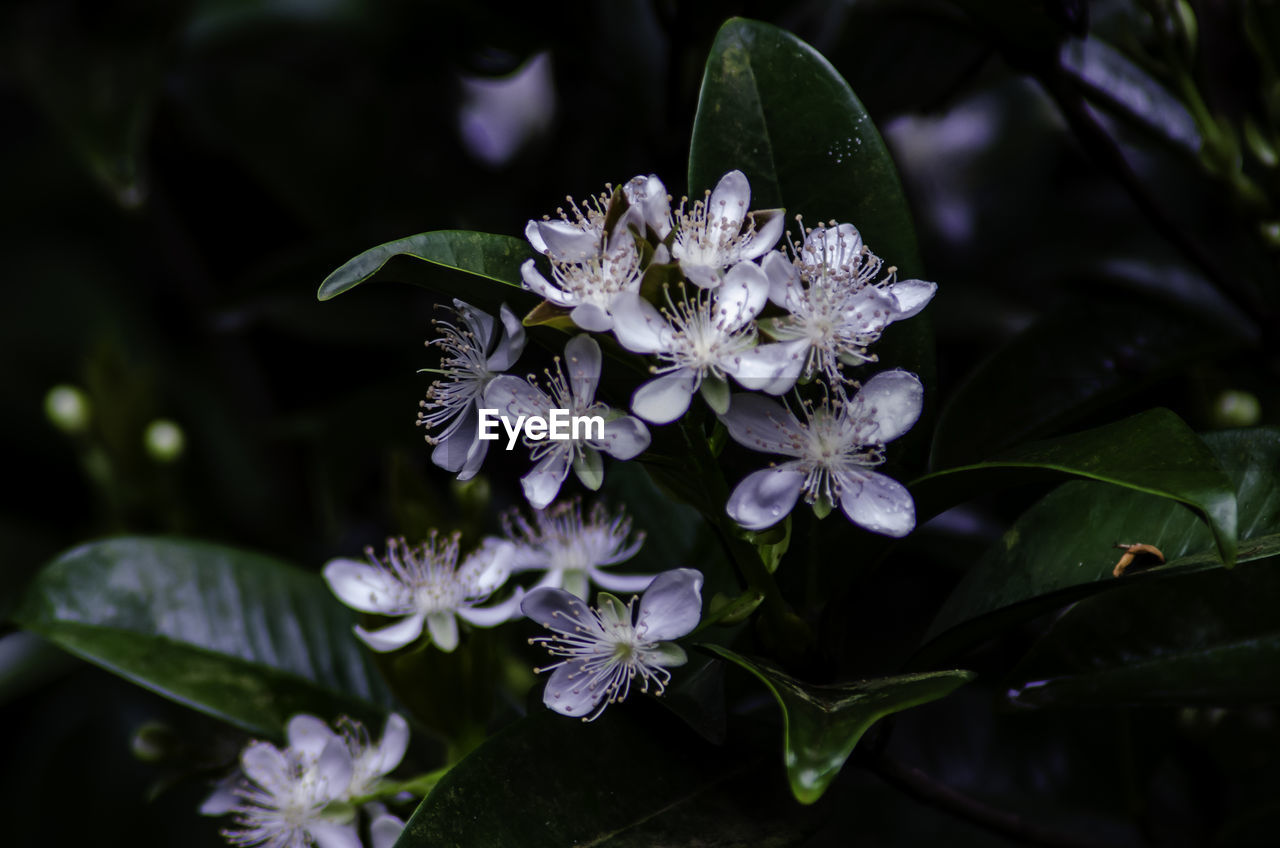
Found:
610,263 -> 804,424
338,714 -> 410,798
721,370 -> 923,537
502,499 -> 652,599
670,170 -> 784,287
520,240 -> 643,332
483,334 -> 651,509
417,300 -> 526,479
323,533 -> 520,653
522,568 -> 703,721
762,223 -> 936,383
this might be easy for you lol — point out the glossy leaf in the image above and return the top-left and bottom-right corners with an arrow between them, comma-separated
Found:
912,408 -> 1238,567
13,537 -> 396,737
318,230 -> 539,314
705,644 -> 973,804
393,706 -> 810,847
930,300 -> 1239,470
919,429 -> 1280,664
1008,558 -> 1280,707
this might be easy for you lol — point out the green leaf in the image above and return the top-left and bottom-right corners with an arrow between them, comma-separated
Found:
930,300 -> 1239,469
1007,558 -> 1280,707
317,231 -> 539,313
393,706 -> 812,847
704,644 -> 973,804
13,537 -> 396,737
688,18 -> 933,424
912,408 -> 1238,567
918,428 -> 1280,664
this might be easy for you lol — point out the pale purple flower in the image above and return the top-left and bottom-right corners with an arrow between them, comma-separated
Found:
323,533 -> 519,653
522,568 -> 703,721
722,370 -> 923,537
670,170 -> 784,287
610,262 -> 804,424
483,334 -> 651,509
502,499 -> 652,599
416,300 -> 526,479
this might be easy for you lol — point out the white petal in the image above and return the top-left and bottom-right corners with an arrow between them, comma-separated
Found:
564,334 -> 602,402
591,415 -> 651,459
609,292 -> 668,354
454,432 -> 489,482
838,470 -> 916,538
726,465 -> 805,530
681,262 -> 722,289
309,821 -> 362,848
521,585 -> 600,634
570,303 -> 613,332
240,742 -> 290,792
636,568 -> 703,641
521,259 -> 573,306
543,660 -> 606,719
723,340 -> 806,395
631,369 -> 697,424
483,375 -> 551,420
847,370 -> 924,444
454,300 -> 495,351
457,589 -> 525,626
888,279 -> 937,320
426,611 -> 460,652
521,447 -> 572,509
315,737 -> 355,801
763,250 -> 802,310
720,394 -> 806,456
369,814 -> 406,848
713,261 -> 768,329
739,209 -> 785,260
464,538 -> 514,593
354,612 -> 426,653
430,409 -> 479,473
323,559 -> 404,614
198,784 -> 238,816
839,287 -> 900,336
287,714 -> 337,760
589,568 -> 654,593
534,220 -> 599,263
485,303 -> 527,371
624,173 -> 673,238
367,714 -> 409,779
525,219 -> 548,253
707,169 -> 750,244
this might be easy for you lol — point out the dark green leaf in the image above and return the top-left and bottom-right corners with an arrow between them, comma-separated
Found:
1007,558 -> 1280,707
913,408 -> 1238,567
705,644 -> 973,804
930,300 -> 1238,469
13,537 -> 396,737
318,231 -> 539,314
394,706 -> 811,847
918,428 -> 1280,664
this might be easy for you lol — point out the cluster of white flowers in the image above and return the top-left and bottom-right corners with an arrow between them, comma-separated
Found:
415,169 -> 935,537
202,713 -> 409,848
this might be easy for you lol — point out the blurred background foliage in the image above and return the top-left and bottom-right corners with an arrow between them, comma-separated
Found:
3,0 -> 1280,845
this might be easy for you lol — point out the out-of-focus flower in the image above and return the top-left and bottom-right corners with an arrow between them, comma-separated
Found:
458,52 -> 555,167
522,568 -> 703,721
417,300 -> 526,480
721,370 -> 923,537
323,533 -> 518,653
670,170 -> 784,288
502,499 -> 651,599
484,334 -> 650,509
340,714 -> 410,798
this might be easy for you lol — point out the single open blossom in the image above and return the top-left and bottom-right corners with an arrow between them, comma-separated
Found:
670,170 -> 784,287
522,568 -> 703,721
502,499 -> 652,599
610,263 -> 804,423
417,300 -> 526,479
484,334 -> 651,509
722,370 -> 923,537
324,533 -> 519,653
762,224 -> 936,383
520,239 -> 643,332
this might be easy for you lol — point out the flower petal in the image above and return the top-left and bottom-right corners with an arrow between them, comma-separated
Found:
455,431 -> 489,482
592,415 -> 651,459
287,714 -> 337,760
521,585 -> 600,635
524,220 -> 548,254
198,783 -> 238,816
609,292 -> 667,354
354,612 -> 426,653
720,393 -> 806,456
240,741 -> 290,792
570,303 -> 613,332
542,660 -> 606,719
624,173 -> 672,239
454,299 -> 495,351
483,375 -> 551,420
564,334 -> 602,402
707,169 -> 750,245
888,279 -> 937,320
521,259 -> 573,307
533,219 -> 599,263
366,714 -> 409,780
430,406 -> 479,473
724,340 -> 806,395
369,814 -> 406,848
323,559 -> 404,614
631,369 -> 697,424
847,369 -> 924,444
713,261 -> 768,330
457,589 -> 525,626
426,611 -> 460,652
315,736 -> 355,801
485,303 -> 527,371
636,568 -> 704,641
739,209 -> 785,260
588,568 -> 655,593
309,822 -> 362,848
681,262 -> 722,289
726,464 -> 805,530
763,250 -> 802,311
521,446 -> 572,509
838,470 -> 916,538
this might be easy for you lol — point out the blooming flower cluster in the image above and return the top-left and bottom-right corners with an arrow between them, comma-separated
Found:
202,713 -> 409,848
415,168 -> 936,538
